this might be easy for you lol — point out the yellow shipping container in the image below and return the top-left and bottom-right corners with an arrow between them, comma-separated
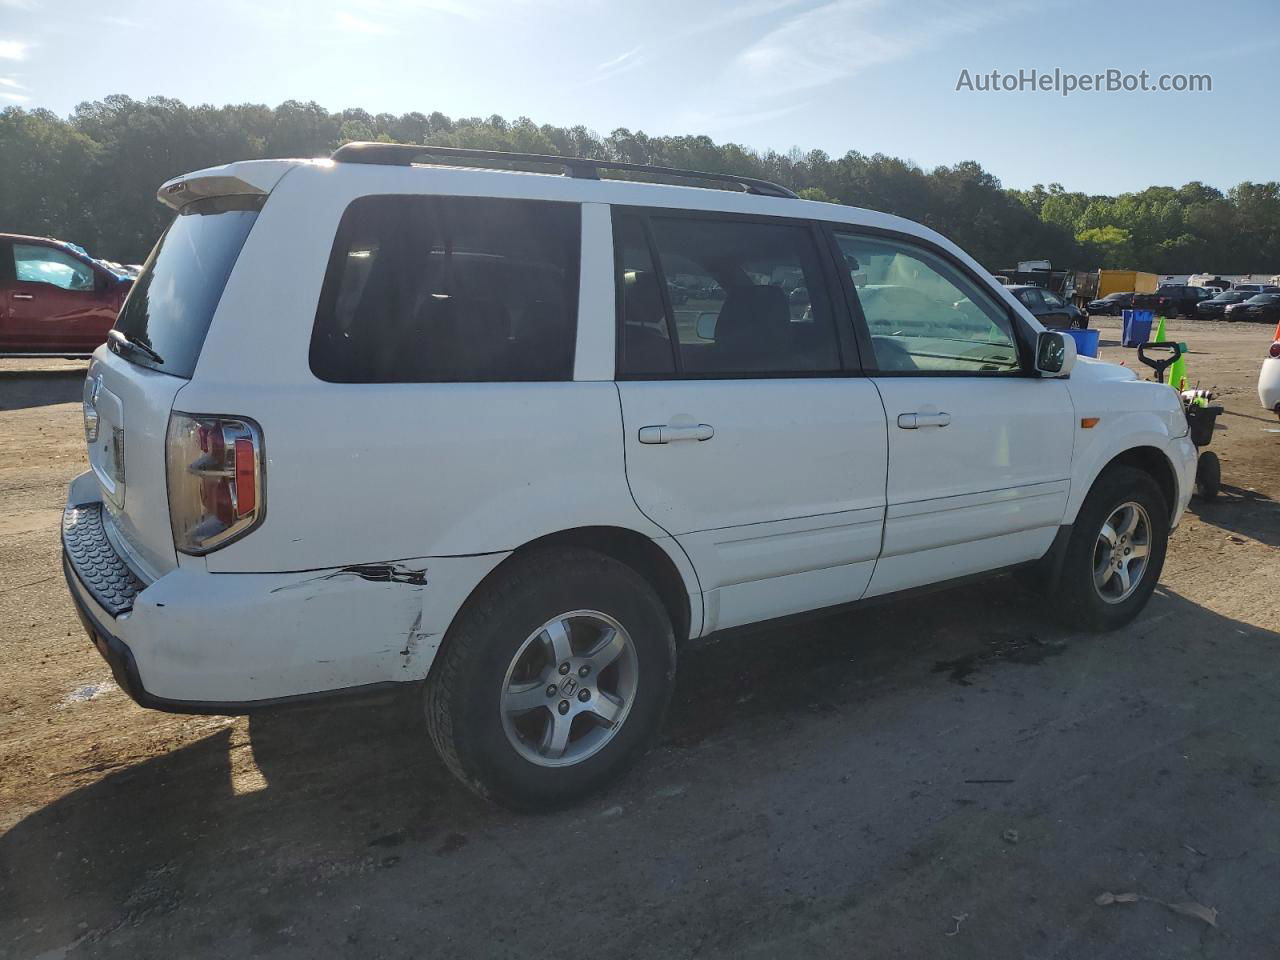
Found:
1097,270 -> 1159,298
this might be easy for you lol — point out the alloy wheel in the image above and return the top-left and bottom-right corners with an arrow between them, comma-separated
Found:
499,611 -> 639,768
1092,501 -> 1152,604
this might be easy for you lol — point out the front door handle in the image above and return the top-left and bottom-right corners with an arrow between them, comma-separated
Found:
897,411 -> 951,429
12,293 -> 34,301
639,423 -> 715,444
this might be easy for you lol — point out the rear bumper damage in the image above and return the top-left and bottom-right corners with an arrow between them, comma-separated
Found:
62,477 -> 505,713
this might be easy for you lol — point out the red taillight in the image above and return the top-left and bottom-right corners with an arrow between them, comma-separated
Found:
167,413 -> 265,555
1269,341 -> 1280,359
234,438 -> 256,516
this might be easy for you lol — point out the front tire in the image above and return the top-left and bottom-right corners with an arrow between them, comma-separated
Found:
1051,465 -> 1169,632
424,547 -> 676,811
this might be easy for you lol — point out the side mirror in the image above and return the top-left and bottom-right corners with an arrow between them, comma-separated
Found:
1035,330 -> 1076,378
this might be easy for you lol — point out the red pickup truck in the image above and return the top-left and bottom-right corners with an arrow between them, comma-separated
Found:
1,233 -> 132,357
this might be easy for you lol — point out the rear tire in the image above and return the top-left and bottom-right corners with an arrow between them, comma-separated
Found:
1051,465 -> 1169,632
424,546 -> 676,811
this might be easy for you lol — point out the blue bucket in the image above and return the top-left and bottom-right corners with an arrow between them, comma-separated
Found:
1121,309 -> 1154,347
1065,327 -> 1100,358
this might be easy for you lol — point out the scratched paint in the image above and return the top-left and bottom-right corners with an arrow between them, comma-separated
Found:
270,563 -> 428,594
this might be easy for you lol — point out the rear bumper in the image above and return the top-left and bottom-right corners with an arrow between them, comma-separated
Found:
62,553 -> 403,713
61,482 -> 506,713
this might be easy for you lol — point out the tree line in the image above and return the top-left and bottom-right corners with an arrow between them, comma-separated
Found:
2,95 -> 1278,275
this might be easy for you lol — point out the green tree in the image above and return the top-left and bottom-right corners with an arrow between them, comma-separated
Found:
1077,225 -> 1134,268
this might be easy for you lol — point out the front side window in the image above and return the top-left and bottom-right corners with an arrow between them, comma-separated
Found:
13,243 -> 96,292
1041,291 -> 1067,309
311,195 -> 580,383
833,232 -> 1021,374
614,212 -> 841,377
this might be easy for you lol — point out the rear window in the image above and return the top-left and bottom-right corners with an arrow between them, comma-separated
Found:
113,195 -> 263,378
310,195 -> 580,383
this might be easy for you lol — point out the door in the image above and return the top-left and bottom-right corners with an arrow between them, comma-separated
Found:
612,210 -> 888,634
5,241 -> 116,352
829,229 -> 1075,598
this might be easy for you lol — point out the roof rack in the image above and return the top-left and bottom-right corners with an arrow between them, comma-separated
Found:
329,141 -> 799,199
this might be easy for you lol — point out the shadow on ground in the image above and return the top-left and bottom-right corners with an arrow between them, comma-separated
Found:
1188,484 -> 1280,548
0,366 -> 88,411
5,576 -> 1280,959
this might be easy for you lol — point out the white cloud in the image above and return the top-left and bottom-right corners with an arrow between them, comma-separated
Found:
335,11 -> 390,33
727,0 -> 1022,95
0,91 -> 30,101
583,0 -> 804,87
0,76 -> 24,88
0,39 -> 30,60
599,46 -> 641,72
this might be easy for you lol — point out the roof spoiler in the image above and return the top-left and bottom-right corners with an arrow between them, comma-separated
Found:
157,160 -> 300,210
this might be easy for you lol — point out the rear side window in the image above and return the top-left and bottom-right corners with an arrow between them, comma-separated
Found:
114,195 -> 263,378
614,212 -> 841,377
310,196 -> 580,383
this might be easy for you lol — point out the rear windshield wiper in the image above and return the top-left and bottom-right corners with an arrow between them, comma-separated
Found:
108,329 -> 164,365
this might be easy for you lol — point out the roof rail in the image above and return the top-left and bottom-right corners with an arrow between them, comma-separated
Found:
329,141 -> 799,199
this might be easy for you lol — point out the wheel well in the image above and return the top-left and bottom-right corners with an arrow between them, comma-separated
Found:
496,526 -> 694,642
1104,446 -> 1177,516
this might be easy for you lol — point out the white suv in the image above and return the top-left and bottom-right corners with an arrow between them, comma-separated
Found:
64,143 -> 1198,808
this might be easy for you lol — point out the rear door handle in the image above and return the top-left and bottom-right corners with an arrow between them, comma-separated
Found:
639,423 -> 715,444
897,412 -> 951,429
12,293 -> 34,301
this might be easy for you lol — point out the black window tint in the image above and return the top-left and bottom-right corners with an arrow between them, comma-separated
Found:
1016,289 -> 1044,309
311,196 -> 579,383
614,214 -> 675,376
641,216 -> 840,376
114,195 -> 263,379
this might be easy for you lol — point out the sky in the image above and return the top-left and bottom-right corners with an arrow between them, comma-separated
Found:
2,0 -> 1278,196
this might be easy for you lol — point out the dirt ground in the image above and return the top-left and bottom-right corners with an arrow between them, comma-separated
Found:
2,317 -> 1278,959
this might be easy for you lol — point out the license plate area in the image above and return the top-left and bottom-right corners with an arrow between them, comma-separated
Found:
88,382 -> 126,509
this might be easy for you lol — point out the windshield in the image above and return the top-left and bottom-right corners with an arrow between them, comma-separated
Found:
1103,292 -> 1129,300
112,194 -> 263,378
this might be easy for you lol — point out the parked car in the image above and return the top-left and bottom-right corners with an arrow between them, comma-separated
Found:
1132,284 -> 1216,318
1197,289 -> 1252,320
1087,291 -> 1135,316
1,233 -> 132,356
1008,285 -> 1088,328
1224,292 -> 1280,323
1231,283 -> 1280,295
63,145 -> 1198,809
1260,334 -> 1280,417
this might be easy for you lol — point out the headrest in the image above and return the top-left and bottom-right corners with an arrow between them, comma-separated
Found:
714,285 -> 791,348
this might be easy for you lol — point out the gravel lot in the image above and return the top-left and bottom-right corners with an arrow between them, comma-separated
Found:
2,317 -> 1278,959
